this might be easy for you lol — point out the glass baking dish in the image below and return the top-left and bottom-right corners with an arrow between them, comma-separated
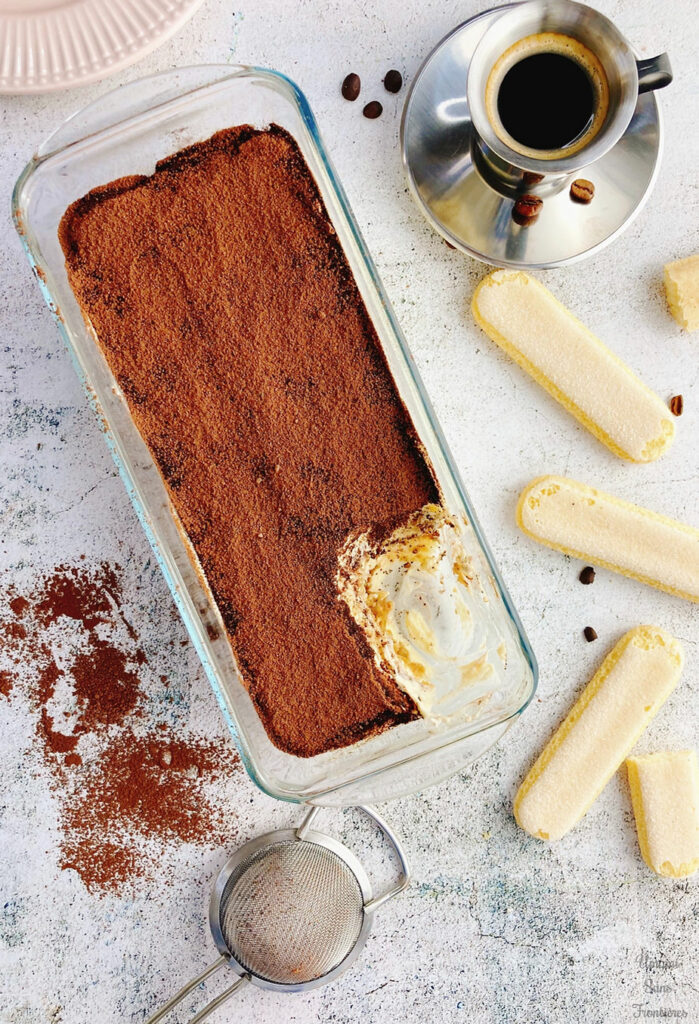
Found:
13,66 -> 537,805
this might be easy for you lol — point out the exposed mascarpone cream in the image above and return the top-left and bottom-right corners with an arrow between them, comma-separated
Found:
336,504 -> 511,727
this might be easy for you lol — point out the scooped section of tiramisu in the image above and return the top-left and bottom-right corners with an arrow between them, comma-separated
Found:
337,504 -> 509,726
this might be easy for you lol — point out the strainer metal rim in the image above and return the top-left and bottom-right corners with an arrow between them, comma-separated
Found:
208,828 -> 373,993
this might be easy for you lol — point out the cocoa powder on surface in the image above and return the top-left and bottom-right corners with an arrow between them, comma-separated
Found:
0,564 -> 240,894
0,669 -> 12,698
59,124 -> 439,757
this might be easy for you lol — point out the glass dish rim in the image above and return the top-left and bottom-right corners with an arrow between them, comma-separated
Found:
12,63 -> 538,803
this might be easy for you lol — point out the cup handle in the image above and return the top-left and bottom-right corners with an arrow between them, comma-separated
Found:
637,53 -> 673,93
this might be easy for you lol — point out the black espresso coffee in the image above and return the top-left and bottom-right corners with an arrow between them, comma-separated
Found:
498,52 -> 593,150
485,33 -> 609,158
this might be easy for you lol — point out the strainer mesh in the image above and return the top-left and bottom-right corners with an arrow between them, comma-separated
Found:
219,839 -> 364,985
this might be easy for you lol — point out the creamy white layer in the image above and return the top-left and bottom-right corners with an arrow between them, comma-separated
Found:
336,504 -> 510,728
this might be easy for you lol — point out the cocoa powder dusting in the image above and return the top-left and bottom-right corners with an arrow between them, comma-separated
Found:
59,124 -> 439,757
0,564 -> 240,894
9,595 -> 29,616
70,637 -> 140,731
33,561 -> 119,630
0,669 -> 12,698
60,734 -> 234,892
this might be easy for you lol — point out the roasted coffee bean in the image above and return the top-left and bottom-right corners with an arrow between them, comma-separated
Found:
363,100 -> 383,119
669,394 -> 684,416
512,194 -> 543,226
341,73 -> 361,101
384,69 -> 403,93
579,566 -> 595,585
570,178 -> 595,203
583,626 -> 598,642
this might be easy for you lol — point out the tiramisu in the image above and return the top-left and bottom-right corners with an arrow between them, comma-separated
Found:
59,124 -> 506,756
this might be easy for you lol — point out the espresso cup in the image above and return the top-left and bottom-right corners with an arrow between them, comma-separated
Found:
467,0 -> 672,194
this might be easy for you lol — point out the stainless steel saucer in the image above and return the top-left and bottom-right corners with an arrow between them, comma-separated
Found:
401,6 -> 663,268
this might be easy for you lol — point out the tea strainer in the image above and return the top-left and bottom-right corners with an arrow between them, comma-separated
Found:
145,804 -> 410,1023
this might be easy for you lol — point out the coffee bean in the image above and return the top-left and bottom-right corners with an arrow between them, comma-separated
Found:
583,626 -> 598,642
363,100 -> 383,119
512,194 -> 543,226
444,239 -> 456,250
579,566 -> 595,585
341,73 -> 361,101
570,178 -> 594,203
384,69 -> 403,93
669,394 -> 684,416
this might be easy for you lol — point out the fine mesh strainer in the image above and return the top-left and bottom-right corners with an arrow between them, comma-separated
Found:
145,804 -> 410,1023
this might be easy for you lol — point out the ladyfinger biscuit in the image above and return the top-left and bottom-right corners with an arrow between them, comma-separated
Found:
664,253 -> 699,332
626,750 -> 699,878
515,627 -> 683,841
471,271 -> 674,462
517,476 -> 699,603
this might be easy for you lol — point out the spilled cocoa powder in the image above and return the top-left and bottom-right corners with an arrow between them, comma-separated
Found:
28,565 -> 142,756
0,563 -> 240,894
60,734 -> 232,891
0,669 -> 12,698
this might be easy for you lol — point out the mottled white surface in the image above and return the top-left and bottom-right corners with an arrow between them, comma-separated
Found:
1,1 -> 698,1022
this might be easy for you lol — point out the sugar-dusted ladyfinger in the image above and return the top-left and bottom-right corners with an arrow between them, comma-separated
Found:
664,253 -> 699,332
517,476 -> 699,603
626,750 -> 699,878
471,270 -> 674,462
514,627 -> 683,841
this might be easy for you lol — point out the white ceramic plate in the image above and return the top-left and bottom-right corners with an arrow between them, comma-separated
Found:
0,0 -> 206,94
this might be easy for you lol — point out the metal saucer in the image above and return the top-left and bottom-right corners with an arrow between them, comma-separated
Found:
401,6 -> 663,269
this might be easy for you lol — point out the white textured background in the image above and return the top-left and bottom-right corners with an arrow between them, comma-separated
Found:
1,1 -> 698,1022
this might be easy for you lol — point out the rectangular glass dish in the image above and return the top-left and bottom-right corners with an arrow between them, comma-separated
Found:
13,66 -> 537,805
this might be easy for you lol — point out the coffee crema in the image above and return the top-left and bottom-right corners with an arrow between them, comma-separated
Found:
485,32 -> 610,159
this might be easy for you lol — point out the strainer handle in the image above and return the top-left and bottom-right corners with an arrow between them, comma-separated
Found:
296,804 -> 410,914
359,805 -> 411,913
144,955 -> 248,1024
189,974 -> 248,1024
